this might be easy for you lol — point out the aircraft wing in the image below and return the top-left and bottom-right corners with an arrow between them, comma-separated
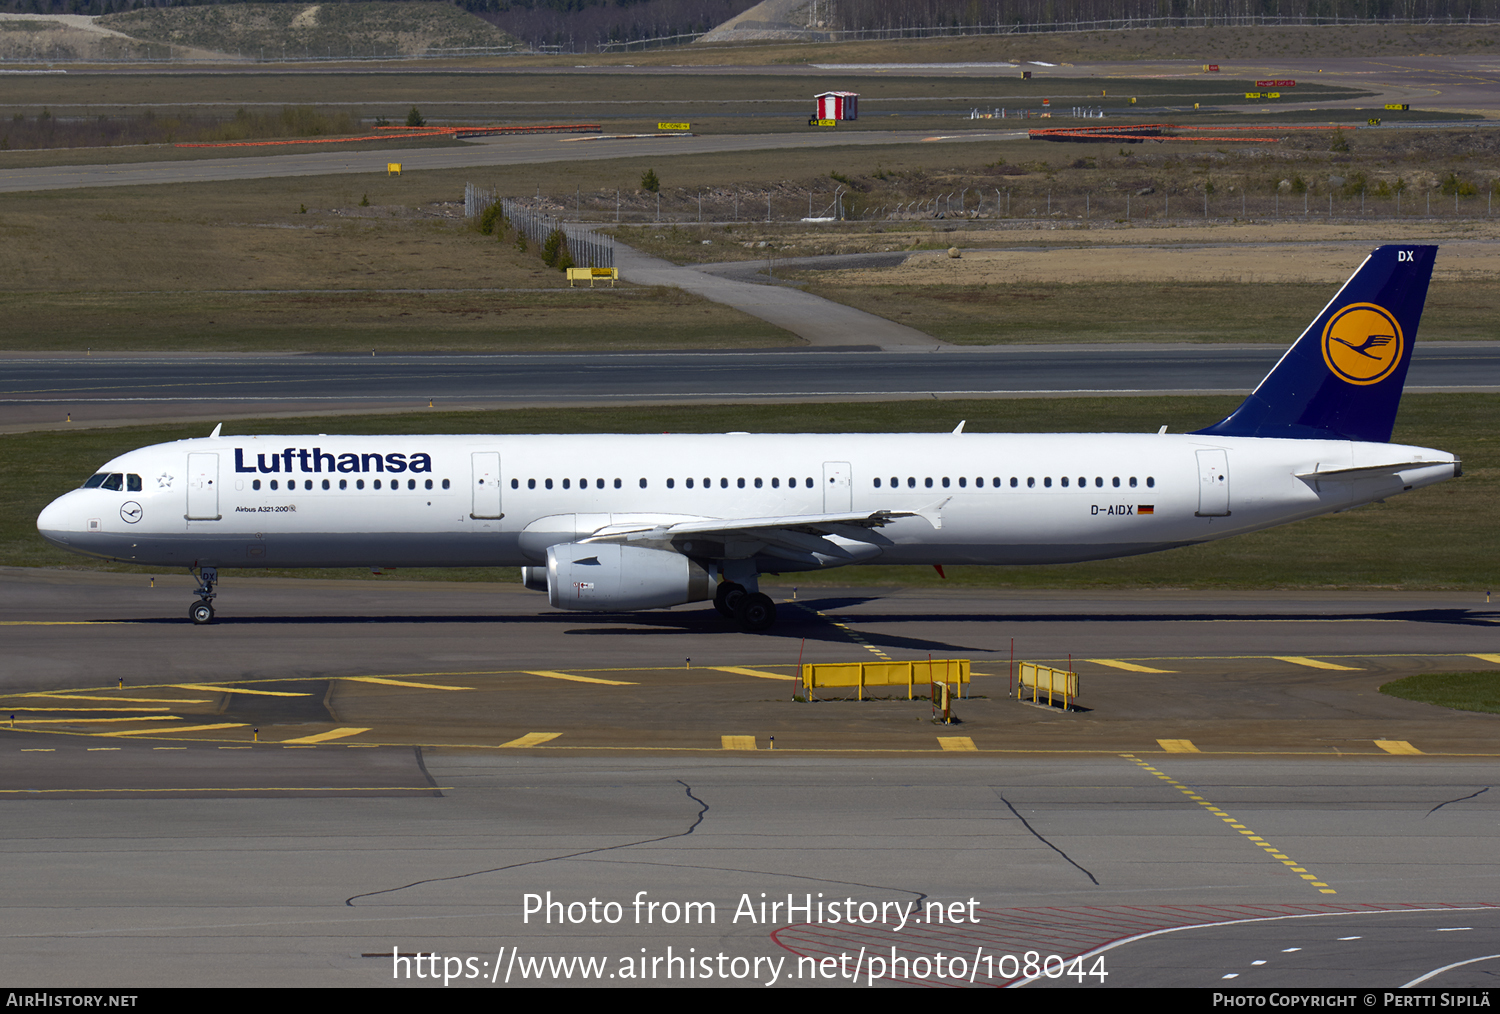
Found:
581,503 -> 948,560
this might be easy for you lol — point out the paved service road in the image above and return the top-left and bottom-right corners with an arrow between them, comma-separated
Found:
3,343 -> 1497,429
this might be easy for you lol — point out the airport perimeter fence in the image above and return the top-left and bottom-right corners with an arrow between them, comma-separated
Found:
10,12 -> 1500,63
595,14 -> 1500,53
486,195 -> 615,270
489,185 -> 1500,229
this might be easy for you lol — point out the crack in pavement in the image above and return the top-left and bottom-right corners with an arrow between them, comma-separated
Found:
344,778 -> 708,906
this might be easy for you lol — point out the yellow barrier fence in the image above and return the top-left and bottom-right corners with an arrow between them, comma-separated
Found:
1017,662 -> 1077,709
801,659 -> 969,700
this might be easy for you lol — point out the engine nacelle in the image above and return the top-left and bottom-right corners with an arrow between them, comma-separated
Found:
520,566 -> 548,592
546,542 -> 713,611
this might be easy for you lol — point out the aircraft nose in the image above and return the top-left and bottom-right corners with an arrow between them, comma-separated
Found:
36,492 -> 81,546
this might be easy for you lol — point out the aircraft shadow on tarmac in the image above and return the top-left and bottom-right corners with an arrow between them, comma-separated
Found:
84,601 -> 1497,656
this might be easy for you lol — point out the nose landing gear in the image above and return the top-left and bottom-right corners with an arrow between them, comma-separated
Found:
189,566 -> 218,625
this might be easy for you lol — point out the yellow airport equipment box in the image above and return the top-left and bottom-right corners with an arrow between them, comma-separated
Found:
658,122 -> 690,131
387,163 -> 402,175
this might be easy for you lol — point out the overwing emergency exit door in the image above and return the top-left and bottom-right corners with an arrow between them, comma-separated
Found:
823,461 -> 852,512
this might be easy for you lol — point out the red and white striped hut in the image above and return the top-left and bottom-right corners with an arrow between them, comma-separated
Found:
814,91 -> 859,120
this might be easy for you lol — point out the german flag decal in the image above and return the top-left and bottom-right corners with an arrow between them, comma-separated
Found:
1138,505 -> 1155,515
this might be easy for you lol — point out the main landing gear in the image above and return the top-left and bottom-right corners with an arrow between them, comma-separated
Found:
714,581 -> 777,633
189,566 -> 217,625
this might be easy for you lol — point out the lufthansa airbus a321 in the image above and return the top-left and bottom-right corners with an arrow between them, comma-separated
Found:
37,245 -> 1459,631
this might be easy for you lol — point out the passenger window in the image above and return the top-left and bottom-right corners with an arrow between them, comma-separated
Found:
1044,477 -> 1052,488
737,478 -> 745,488
253,480 -> 261,491
907,477 -> 916,488
687,478 -> 695,488
1147,477 -> 1155,488
596,479 -> 604,489
322,479 -> 330,490
666,478 -> 675,489
339,479 -> 347,490
1027,477 -> 1035,488
442,479 -> 450,490
511,479 -> 519,489
1113,477 -> 1120,487
720,478 -> 728,489
754,478 -> 762,488
772,478 -> 780,488
1129,477 -> 1138,488
528,479 -> 536,489
357,479 -> 365,490
545,479 -> 553,490
374,479 -> 382,490
562,479 -> 570,490
615,479 -> 622,489
426,479 -> 433,490
1061,477 -> 1069,487
958,477 -> 966,487
640,478 -> 648,488
942,477 -> 950,488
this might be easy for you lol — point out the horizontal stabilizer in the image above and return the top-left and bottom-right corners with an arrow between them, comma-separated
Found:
1296,460 -> 1458,481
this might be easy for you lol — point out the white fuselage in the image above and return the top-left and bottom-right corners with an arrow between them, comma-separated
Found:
36,431 -> 1458,573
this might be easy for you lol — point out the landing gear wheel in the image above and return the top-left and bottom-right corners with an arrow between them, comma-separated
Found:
189,601 -> 215,625
714,582 -> 747,618
733,592 -> 777,632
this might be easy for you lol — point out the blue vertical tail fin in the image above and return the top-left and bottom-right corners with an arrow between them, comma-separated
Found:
1193,244 -> 1436,444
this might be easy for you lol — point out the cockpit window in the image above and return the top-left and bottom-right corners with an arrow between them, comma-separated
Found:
127,474 -> 142,492
83,473 -> 126,490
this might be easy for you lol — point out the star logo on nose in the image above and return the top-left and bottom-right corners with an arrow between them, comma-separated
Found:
157,473 -> 174,488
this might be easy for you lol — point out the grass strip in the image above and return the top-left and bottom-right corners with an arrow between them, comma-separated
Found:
1379,672 -> 1500,715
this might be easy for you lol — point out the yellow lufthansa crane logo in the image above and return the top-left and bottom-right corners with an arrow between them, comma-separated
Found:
1321,303 -> 1404,385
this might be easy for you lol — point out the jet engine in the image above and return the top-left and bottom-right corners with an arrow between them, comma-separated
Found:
546,542 -> 713,611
